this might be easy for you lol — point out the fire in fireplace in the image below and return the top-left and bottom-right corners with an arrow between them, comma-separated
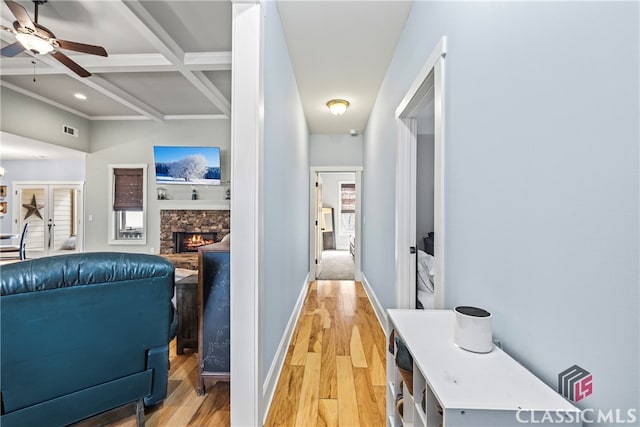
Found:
173,232 -> 217,253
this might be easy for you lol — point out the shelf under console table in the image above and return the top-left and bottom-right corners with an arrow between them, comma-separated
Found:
386,309 -> 581,427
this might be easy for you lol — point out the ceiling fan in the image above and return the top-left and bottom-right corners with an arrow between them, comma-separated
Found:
0,0 -> 107,77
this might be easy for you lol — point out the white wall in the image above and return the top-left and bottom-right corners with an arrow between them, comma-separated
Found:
416,134 -> 434,249
0,159 -> 86,234
85,119 -> 230,253
363,1 -> 638,421
262,0 -> 310,382
320,172 -> 356,250
0,87 -> 90,152
310,133 -> 362,166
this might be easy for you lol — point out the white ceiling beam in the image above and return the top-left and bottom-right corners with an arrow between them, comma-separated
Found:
0,52 -> 232,76
117,1 -> 231,117
184,52 -> 232,71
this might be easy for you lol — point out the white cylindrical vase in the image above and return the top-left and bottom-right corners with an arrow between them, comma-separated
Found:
454,306 -> 493,353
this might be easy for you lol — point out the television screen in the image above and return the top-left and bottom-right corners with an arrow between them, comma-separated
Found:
153,146 -> 221,185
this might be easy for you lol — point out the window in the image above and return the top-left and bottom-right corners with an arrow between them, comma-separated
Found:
109,164 -> 147,244
338,181 -> 355,236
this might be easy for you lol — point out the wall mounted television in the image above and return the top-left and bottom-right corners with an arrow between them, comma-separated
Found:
153,146 -> 221,185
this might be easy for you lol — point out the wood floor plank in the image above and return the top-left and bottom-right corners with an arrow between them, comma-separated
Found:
308,312 -> 324,353
336,355 -> 360,427
349,325 -> 368,368
353,367 -> 383,427
320,327 -> 337,399
368,342 -> 386,386
292,314 -> 314,365
318,399 -> 338,427
295,352 -> 321,427
265,364 -> 305,427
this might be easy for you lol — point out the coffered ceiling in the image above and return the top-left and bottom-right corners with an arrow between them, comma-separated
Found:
0,0 -> 413,159
0,0 -> 232,121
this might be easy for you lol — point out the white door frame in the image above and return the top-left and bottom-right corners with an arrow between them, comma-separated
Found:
395,36 -> 447,309
309,166 -> 363,281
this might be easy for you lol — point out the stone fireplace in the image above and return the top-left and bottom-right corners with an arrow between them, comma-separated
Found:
160,209 -> 230,254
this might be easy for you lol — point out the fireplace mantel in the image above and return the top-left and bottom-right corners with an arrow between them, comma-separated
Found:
158,200 -> 230,210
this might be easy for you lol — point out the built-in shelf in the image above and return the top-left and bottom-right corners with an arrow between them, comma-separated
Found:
157,199 -> 230,210
387,310 -> 581,427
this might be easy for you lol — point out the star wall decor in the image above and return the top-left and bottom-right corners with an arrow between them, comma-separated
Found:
22,194 -> 44,220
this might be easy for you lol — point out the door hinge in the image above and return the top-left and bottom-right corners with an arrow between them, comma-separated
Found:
315,220 -> 318,226
315,259 -> 318,264
315,182 -> 318,187
409,246 -> 416,254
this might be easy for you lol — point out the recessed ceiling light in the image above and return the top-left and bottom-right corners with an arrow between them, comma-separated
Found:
74,93 -> 87,100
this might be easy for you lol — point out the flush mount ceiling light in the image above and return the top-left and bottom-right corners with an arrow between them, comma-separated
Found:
74,93 -> 87,100
326,99 -> 350,116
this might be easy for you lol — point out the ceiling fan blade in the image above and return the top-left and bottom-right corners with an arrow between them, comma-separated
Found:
51,51 -> 91,77
0,41 -> 24,57
55,39 -> 107,57
5,1 -> 36,32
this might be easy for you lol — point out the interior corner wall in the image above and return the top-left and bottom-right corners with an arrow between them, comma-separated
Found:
0,87 -> 90,152
85,120 -> 230,253
262,0 -> 310,383
310,134 -> 363,166
362,1 -> 639,420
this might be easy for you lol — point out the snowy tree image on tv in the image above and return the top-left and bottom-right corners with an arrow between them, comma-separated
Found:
154,146 -> 221,185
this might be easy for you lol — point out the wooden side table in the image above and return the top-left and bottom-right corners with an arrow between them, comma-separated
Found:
175,274 -> 198,355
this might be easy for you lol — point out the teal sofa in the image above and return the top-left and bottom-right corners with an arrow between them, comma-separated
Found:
0,252 -> 176,427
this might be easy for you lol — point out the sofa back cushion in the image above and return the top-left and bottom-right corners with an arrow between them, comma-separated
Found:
0,252 -> 174,415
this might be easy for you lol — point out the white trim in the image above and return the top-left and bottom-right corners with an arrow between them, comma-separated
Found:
395,36 -> 447,310
157,200 -> 230,210
395,37 -> 447,120
361,273 -> 389,336
230,1 -> 264,426
163,115 -> 229,121
262,273 -> 310,425
308,166 -> 363,281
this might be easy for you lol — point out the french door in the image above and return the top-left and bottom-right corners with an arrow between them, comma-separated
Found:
12,182 -> 84,258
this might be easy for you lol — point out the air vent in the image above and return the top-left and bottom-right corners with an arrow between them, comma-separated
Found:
63,125 -> 78,137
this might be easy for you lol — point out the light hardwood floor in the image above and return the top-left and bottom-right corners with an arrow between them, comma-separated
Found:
91,280 -> 385,427
265,280 -> 387,427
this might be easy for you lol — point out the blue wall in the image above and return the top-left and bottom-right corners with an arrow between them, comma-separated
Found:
363,2 -> 638,422
262,0 -> 310,382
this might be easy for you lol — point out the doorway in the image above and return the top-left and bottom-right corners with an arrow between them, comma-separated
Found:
395,37 -> 446,309
309,167 -> 362,281
11,181 -> 84,258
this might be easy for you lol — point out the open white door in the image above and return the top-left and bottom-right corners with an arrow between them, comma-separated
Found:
395,37 -> 447,309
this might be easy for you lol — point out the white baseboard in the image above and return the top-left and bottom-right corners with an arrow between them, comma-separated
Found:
262,272 -> 310,425
361,273 -> 389,335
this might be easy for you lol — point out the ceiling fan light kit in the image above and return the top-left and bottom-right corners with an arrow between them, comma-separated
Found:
326,98 -> 350,116
1,0 -> 108,77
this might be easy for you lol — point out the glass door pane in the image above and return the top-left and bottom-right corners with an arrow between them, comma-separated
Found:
49,187 -> 80,255
18,187 -> 47,259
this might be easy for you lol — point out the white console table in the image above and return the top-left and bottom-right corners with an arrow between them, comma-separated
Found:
386,310 -> 581,427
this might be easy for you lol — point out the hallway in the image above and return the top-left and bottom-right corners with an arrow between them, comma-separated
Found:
265,280 -> 386,427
